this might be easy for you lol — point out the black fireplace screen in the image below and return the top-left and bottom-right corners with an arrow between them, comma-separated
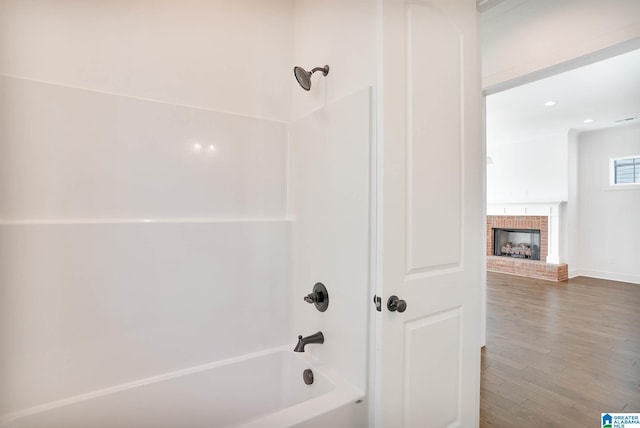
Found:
493,228 -> 541,260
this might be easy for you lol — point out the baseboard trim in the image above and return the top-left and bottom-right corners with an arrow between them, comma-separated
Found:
575,269 -> 640,285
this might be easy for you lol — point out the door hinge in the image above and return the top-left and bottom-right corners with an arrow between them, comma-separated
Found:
373,295 -> 382,312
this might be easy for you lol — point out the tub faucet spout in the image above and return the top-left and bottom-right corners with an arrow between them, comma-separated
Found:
293,331 -> 324,352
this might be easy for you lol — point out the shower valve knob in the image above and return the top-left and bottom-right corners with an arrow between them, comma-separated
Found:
304,283 -> 329,312
304,293 -> 320,303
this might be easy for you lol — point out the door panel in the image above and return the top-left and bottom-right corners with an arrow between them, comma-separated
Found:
377,0 -> 482,427
404,308 -> 462,427
406,2 -> 463,273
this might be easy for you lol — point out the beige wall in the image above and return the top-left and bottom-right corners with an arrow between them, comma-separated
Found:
0,0 -> 293,121
481,0 -> 640,91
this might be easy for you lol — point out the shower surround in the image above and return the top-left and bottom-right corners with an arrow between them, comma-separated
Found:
0,0 -> 373,425
0,74 -> 292,416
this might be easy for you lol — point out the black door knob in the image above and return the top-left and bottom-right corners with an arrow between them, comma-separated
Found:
387,295 -> 407,313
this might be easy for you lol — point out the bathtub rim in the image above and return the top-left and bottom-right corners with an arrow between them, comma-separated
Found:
0,345 -> 364,427
234,348 -> 365,428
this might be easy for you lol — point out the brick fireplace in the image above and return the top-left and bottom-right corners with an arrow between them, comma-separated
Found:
486,203 -> 568,282
486,216 -> 548,261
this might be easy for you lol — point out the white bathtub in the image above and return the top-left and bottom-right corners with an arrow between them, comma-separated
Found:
1,347 -> 366,428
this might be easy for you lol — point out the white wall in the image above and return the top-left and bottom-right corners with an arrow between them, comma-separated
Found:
291,0 -> 376,120
0,0 -> 293,122
574,123 -> 640,284
566,129 -> 580,275
0,0 -> 293,415
486,132 -> 568,203
481,0 -> 640,91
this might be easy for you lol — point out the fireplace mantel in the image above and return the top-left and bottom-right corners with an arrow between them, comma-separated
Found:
487,201 -> 566,264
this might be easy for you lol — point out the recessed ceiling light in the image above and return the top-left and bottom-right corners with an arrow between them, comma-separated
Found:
544,101 -> 557,107
583,119 -> 593,123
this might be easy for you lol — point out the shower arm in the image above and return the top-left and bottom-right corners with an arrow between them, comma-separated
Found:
310,66 -> 330,76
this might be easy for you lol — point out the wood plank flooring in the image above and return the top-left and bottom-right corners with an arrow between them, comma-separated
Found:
480,273 -> 640,427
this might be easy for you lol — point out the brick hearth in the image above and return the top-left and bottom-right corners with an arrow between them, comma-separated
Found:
487,215 -> 568,282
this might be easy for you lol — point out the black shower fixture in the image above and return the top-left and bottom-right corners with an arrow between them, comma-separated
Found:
293,331 -> 324,352
303,282 -> 329,312
293,65 -> 330,91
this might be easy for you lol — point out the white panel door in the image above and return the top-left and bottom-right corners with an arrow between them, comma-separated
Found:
376,0 -> 483,427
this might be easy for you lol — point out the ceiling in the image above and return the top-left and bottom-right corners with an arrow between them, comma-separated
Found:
486,48 -> 640,145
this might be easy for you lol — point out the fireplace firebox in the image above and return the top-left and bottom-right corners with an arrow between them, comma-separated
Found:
493,228 -> 541,260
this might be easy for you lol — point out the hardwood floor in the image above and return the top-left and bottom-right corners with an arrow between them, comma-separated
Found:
480,272 -> 640,427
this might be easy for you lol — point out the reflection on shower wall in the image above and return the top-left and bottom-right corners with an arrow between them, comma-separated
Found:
0,77 -> 288,220
0,0 -> 293,416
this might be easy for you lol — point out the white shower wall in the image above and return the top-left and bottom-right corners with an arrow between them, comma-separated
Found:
0,0 -> 294,415
1,0 -> 377,421
0,222 -> 290,414
289,0 -> 377,403
0,76 -> 288,220
288,89 -> 372,395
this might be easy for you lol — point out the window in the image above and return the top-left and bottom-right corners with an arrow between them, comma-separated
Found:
611,156 -> 640,185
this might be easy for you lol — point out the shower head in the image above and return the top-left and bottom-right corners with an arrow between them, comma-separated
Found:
293,65 -> 330,91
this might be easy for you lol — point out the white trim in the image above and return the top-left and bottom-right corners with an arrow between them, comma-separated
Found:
546,255 -> 561,265
568,268 -> 581,279
573,269 -> 640,285
0,73 -> 288,125
0,218 -> 289,226
604,184 -> 640,191
487,201 -> 566,264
